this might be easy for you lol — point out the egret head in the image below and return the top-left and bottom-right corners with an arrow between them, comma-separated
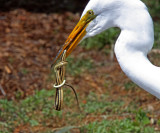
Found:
82,0 -> 122,38
51,0 -> 146,66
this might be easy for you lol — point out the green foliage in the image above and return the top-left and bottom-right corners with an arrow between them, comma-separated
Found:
0,88 -> 80,132
0,89 -> 158,133
66,56 -> 94,76
81,92 -> 108,114
55,126 -> 77,133
124,81 -> 137,91
81,109 -> 154,133
141,1 -> 160,49
0,89 -> 56,132
29,119 -> 39,126
80,28 -> 120,50
135,109 -> 150,126
142,0 -> 160,18
81,118 -> 155,133
138,0 -> 160,49
154,23 -> 160,49
81,92 -> 125,114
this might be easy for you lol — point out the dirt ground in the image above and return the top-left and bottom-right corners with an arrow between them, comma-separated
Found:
0,9 -> 81,99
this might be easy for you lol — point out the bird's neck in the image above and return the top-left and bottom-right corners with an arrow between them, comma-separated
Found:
115,27 -> 160,98
114,6 -> 160,98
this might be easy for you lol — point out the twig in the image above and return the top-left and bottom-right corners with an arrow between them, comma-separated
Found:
0,84 -> 6,96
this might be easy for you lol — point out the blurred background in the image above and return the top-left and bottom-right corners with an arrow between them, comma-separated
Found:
0,0 -> 160,132
0,0 -> 88,12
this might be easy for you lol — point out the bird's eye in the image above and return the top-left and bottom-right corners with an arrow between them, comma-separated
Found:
88,10 -> 94,15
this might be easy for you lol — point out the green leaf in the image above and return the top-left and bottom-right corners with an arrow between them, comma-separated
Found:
55,126 -> 77,133
29,119 -> 39,127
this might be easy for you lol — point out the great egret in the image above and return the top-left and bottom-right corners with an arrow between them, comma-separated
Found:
52,0 -> 160,99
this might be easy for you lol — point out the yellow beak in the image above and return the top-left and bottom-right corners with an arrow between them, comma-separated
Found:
51,10 -> 96,67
